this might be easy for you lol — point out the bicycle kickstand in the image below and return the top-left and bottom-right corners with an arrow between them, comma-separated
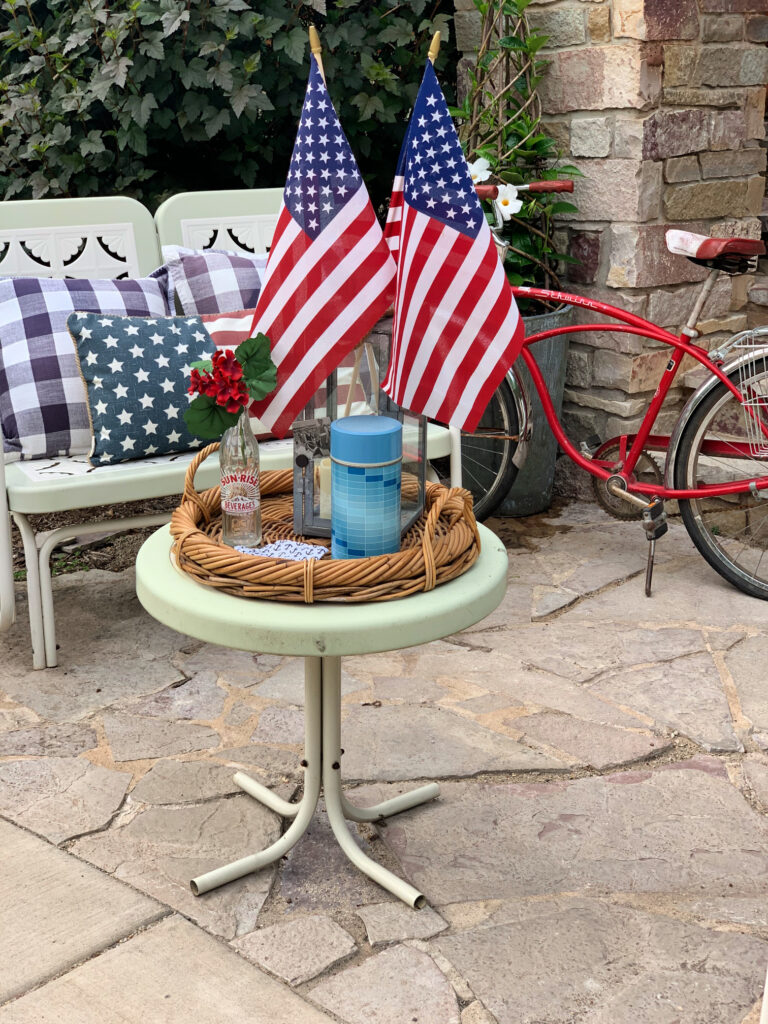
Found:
605,481 -> 668,597
641,498 -> 668,597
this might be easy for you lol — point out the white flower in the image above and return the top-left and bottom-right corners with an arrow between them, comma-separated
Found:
494,183 -> 523,221
467,157 -> 491,183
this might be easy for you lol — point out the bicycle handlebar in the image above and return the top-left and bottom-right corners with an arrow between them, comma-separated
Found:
475,181 -> 574,200
525,180 -> 574,193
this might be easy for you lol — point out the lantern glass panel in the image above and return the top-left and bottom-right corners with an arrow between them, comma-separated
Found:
292,325 -> 427,540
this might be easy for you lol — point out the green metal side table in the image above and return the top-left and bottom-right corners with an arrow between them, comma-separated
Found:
136,524 -> 508,909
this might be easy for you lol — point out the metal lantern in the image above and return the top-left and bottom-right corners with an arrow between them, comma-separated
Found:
293,326 -> 427,540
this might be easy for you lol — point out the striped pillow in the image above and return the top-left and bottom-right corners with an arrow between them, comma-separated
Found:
201,309 -> 257,350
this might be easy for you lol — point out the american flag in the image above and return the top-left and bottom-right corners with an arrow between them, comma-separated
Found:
248,56 -> 396,437
382,61 -> 525,433
383,135 -> 406,259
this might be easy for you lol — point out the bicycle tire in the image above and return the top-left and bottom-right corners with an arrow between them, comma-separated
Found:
430,375 -> 520,521
674,360 -> 768,599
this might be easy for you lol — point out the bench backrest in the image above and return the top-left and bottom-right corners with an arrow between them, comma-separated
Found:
154,188 -> 282,255
0,189 -> 284,283
0,196 -> 162,278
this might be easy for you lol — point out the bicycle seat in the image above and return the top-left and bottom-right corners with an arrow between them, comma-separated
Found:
666,229 -> 765,260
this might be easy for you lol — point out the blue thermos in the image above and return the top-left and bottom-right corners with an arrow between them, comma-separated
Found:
330,415 -> 402,559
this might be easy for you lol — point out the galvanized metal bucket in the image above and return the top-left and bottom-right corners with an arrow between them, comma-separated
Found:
498,305 -> 573,516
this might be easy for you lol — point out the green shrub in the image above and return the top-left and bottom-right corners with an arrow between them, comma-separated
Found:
0,0 -> 456,211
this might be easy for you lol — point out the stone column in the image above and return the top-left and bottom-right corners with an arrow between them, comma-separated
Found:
454,0 -> 768,497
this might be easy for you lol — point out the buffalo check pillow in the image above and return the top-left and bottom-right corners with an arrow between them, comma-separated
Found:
68,309 -> 257,466
162,246 -> 268,315
0,273 -> 171,461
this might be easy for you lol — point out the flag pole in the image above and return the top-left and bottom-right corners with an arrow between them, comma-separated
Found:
427,31 -> 440,64
309,24 -> 361,414
309,25 -> 325,82
309,25 -> 362,415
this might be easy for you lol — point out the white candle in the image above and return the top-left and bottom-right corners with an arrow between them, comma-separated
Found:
316,457 -> 332,518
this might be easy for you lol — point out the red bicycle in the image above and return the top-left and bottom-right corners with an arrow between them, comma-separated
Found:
450,181 -> 768,599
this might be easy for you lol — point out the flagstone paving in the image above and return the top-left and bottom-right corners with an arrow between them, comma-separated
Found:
2,501 -> 768,1022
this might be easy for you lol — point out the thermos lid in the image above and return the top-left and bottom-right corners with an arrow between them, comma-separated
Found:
330,415 -> 402,464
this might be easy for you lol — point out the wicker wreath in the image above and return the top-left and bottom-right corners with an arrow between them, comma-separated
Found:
170,442 -> 482,603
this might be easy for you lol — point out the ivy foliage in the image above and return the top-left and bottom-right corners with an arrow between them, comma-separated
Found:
452,0 -> 578,295
0,0 -> 456,210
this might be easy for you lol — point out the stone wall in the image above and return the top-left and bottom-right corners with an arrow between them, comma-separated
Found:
454,0 -> 768,487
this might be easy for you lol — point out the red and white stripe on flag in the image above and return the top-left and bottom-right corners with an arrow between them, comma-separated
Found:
383,119 -> 409,261
201,309 -> 257,350
382,61 -> 524,434
383,175 -> 404,260
382,166 -> 405,260
248,56 -> 395,438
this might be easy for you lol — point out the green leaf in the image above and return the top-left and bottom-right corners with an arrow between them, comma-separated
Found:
211,60 -> 234,91
273,26 -> 305,65
183,395 -> 240,440
79,130 -> 106,157
378,21 -> 414,47
350,92 -> 384,121
125,91 -> 158,127
138,35 -> 164,59
244,369 -> 277,401
230,83 -> 273,117
50,122 -> 70,145
549,201 -> 578,214
205,107 -> 230,138
190,359 -> 213,372
235,333 -> 277,400
161,8 -> 190,38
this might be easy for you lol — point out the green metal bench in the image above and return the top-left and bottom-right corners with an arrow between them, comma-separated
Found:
0,191 -> 459,669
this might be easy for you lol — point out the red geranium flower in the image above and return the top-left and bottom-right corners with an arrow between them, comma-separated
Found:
212,349 -> 243,380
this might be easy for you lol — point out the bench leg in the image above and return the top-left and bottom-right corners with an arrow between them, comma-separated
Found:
37,511 -> 174,670
0,510 -> 15,635
11,513 -> 46,670
0,453 -> 15,634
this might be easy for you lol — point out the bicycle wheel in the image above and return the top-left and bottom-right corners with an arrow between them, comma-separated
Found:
430,375 -> 520,521
674,360 -> 768,598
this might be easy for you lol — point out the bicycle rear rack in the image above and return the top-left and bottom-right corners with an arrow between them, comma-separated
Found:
733,330 -> 768,457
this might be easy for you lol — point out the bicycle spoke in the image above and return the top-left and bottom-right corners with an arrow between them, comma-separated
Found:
676,363 -> 768,598
429,377 -> 520,521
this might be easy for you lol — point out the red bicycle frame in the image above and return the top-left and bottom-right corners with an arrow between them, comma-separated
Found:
511,285 -> 768,501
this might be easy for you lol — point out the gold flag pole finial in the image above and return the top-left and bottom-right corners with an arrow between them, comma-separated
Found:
309,25 -> 326,82
427,31 -> 440,64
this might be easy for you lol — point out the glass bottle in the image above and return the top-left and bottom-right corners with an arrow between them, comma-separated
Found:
219,409 -> 262,549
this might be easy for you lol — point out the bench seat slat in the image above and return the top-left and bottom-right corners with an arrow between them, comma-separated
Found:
5,439 -> 295,514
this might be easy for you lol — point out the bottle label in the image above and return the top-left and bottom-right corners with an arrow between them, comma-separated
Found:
221,472 -> 259,514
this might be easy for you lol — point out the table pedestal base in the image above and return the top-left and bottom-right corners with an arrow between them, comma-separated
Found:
190,655 -> 439,909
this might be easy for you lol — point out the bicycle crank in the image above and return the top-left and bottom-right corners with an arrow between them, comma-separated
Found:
591,443 -> 663,520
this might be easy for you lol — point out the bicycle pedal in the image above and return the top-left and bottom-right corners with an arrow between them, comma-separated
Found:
579,434 -> 602,459
641,498 -> 668,542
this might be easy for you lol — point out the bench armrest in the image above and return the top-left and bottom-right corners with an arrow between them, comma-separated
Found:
0,435 -> 15,633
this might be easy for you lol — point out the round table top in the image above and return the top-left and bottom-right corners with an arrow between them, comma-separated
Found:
136,524 -> 508,658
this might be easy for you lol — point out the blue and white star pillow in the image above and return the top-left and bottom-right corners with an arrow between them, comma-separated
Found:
68,312 -> 217,466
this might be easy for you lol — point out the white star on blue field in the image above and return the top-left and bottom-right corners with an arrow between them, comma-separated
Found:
283,56 -> 362,240
403,61 -> 483,238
